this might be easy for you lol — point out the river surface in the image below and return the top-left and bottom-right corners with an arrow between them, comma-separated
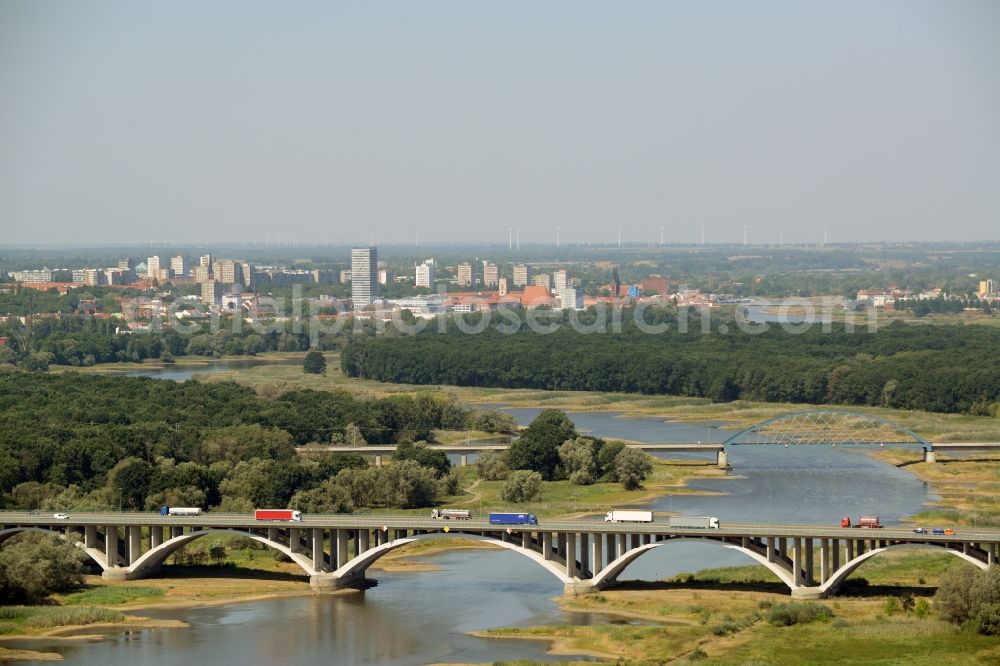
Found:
103,357 -> 300,381
25,374 -> 935,663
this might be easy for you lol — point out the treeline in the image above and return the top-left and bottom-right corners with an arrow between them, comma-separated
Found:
0,317 -> 348,368
341,316 -> 1000,415
0,372 -> 514,511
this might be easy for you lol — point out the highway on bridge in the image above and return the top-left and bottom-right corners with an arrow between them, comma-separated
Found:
4,511 -> 998,543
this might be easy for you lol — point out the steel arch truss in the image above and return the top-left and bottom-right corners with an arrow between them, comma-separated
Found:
723,410 -> 931,451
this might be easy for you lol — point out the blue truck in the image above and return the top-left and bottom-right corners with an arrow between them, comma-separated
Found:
489,512 -> 538,525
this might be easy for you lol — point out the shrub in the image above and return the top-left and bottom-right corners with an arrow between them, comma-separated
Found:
500,470 -> 543,503
766,602 -> 832,627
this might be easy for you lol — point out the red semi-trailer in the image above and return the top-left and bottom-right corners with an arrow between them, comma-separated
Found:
255,509 -> 302,522
840,516 -> 882,528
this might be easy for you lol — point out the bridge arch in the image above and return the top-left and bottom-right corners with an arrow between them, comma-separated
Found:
0,526 -> 109,571
819,542 -> 988,595
590,537 -> 795,590
330,531 -> 573,585
128,528 -> 317,578
723,410 -> 931,452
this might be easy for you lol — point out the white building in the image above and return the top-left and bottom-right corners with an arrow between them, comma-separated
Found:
351,247 -> 378,308
558,287 -> 583,310
170,255 -> 185,278
513,264 -> 530,287
553,269 -> 568,292
147,256 -> 161,277
415,261 -> 435,289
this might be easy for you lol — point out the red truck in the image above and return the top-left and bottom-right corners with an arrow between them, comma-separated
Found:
840,515 -> 882,529
255,509 -> 302,522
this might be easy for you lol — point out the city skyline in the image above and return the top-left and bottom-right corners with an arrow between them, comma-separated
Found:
2,2 -> 999,246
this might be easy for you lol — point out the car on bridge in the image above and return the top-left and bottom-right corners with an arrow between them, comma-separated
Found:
912,527 -> 928,534
931,528 -> 956,536
52,513 -> 70,520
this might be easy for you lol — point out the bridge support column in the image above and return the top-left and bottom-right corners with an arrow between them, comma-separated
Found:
84,525 -> 97,549
374,455 -> 383,468
831,539 -> 840,572
542,532 -> 553,561
804,539 -> 815,585
924,449 -> 937,464
579,533 -> 590,575
150,526 -> 163,549
312,528 -> 325,572
792,538 -> 804,587
820,539 -> 830,584
521,531 -> 531,549
359,530 -> 370,554
337,530 -> 349,568
767,537 -> 776,563
617,535 -> 627,559
170,526 -> 183,540
716,450 -> 729,468
289,528 -> 301,554
460,454 -> 468,467
557,533 -> 567,560
778,538 -> 787,560
106,526 -> 119,568
605,534 -> 615,562
590,534 -> 603,575
565,533 -> 577,577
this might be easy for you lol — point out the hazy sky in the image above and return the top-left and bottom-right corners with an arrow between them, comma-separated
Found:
2,1 -> 999,246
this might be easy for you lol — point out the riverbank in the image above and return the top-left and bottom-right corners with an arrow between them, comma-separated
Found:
474,549 -> 1000,664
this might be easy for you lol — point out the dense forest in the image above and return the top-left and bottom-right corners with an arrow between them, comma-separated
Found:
0,372 -> 512,513
341,316 -> 1000,415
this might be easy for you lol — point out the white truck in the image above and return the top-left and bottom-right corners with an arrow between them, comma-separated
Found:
160,506 -> 202,517
604,510 -> 654,523
430,508 -> 471,520
668,516 -> 720,529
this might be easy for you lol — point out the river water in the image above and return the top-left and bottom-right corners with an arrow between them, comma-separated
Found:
24,371 -> 932,663
105,357 -> 300,381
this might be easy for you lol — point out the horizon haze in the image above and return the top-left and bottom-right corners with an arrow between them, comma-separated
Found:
2,1 -> 999,246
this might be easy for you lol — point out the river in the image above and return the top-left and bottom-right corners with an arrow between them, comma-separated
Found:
25,371 -> 933,663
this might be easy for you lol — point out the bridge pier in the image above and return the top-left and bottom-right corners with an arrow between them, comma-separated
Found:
924,449 -> 937,463
460,454 -> 468,467
716,450 -> 729,468
310,572 -> 365,592
791,586 -> 827,600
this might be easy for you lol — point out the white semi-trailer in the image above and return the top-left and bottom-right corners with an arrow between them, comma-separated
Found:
668,516 -> 720,529
604,510 -> 654,523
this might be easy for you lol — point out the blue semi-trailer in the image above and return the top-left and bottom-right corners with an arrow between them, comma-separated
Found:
489,512 -> 538,525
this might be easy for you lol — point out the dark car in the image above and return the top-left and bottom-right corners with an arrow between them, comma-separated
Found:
912,527 -> 928,534
931,527 -> 945,535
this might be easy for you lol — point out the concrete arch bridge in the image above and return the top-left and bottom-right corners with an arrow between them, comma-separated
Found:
2,514 -> 997,599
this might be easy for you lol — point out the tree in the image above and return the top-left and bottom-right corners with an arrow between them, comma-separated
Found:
935,563 -> 979,624
289,478 -> 354,514
393,441 -> 451,477
195,425 -> 296,465
506,410 -> 577,480
476,450 -> 509,481
109,457 -> 154,510
559,437 -> 600,485
501,470 -> 543,503
377,460 -> 440,508
0,532 -> 87,603
303,350 -> 327,375
614,448 -> 653,490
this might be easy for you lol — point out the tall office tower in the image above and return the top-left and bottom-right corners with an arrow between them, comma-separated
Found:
170,255 -> 185,278
513,263 -> 530,287
240,261 -> 254,290
351,247 -> 378,308
483,262 -> 499,288
200,254 -> 212,268
147,256 -> 161,277
118,258 -> 134,270
457,262 -> 478,287
415,261 -> 435,288
553,269 -> 568,292
217,260 -> 242,285
193,265 -> 211,283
